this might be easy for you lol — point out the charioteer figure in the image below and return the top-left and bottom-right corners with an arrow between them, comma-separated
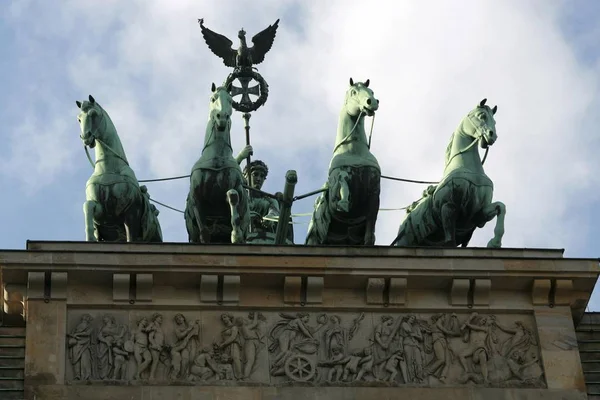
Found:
236,145 -> 294,244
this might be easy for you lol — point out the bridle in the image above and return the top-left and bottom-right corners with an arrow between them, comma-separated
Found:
444,109 -> 494,168
81,107 -> 130,169
201,92 -> 233,153
333,89 -> 377,153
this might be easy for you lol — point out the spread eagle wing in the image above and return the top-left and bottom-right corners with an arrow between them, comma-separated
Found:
198,19 -> 236,68
249,19 -> 280,65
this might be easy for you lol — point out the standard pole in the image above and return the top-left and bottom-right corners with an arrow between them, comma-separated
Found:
242,112 -> 253,234
275,170 -> 297,245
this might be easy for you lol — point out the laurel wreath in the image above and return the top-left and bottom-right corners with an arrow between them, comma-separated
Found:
224,69 -> 269,113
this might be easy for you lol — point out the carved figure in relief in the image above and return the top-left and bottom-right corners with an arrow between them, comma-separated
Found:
170,314 -> 200,380
342,347 -> 374,382
148,313 -> 165,380
322,346 -> 347,382
506,351 -> 541,382
424,313 -> 460,382
239,312 -> 267,379
211,343 -> 235,380
189,347 -> 221,381
495,320 -> 535,359
371,315 -> 406,381
111,337 -> 132,380
458,313 -> 497,383
323,313 -> 364,359
385,351 -> 406,383
133,317 -> 152,379
67,314 -> 94,381
268,312 -> 328,379
399,315 -> 425,383
96,315 -> 126,380
371,315 -> 395,363
66,311 -> 544,388
217,313 -> 243,379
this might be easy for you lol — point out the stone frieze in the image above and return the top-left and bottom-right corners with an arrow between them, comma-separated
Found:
65,310 -> 545,387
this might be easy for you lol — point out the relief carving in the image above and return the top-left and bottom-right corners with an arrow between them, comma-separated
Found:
65,310 -> 545,388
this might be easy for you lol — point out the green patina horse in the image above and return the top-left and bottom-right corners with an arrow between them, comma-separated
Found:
392,99 -> 506,248
184,83 -> 250,244
76,95 -> 163,242
306,78 -> 381,246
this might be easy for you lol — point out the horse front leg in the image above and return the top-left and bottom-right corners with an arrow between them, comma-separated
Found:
440,202 -> 457,247
83,200 -> 101,241
482,201 -> 506,248
364,173 -> 380,246
226,189 -> 244,244
336,170 -> 351,213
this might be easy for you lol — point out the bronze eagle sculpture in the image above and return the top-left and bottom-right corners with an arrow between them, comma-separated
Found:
198,18 -> 280,70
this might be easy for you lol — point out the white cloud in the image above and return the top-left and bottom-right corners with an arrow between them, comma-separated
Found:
3,0 -> 600,259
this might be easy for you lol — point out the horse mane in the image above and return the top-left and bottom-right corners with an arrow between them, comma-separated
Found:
444,132 -> 455,166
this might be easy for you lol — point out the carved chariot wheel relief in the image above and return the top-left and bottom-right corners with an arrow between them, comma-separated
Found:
284,354 -> 316,382
224,69 -> 269,113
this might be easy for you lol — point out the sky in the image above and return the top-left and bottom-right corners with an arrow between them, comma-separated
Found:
1,1 -> 600,306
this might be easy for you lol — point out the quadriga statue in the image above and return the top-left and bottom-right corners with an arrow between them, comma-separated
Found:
391,99 -> 506,248
184,83 -> 251,244
306,78 -> 381,246
76,95 -> 163,242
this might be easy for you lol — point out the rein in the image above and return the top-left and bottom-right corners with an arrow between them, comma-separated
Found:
444,114 -> 491,168
81,109 -> 130,169
201,121 -> 233,153
332,110 -> 376,153
83,138 -> 130,169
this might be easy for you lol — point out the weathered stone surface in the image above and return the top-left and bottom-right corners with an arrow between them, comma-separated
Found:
25,300 -> 66,386
63,309 -> 544,389
1,242 -> 596,400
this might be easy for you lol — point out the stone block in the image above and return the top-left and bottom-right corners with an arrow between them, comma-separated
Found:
112,273 -> 130,302
450,278 -> 470,306
200,275 -> 218,302
473,279 -> 491,306
27,272 -> 46,300
222,275 -> 240,303
136,273 -> 153,302
554,279 -> 573,306
25,300 -> 66,386
284,276 -> 302,304
366,278 -> 385,304
532,279 -> 551,306
389,277 -> 407,305
306,276 -> 324,304
50,272 -> 67,300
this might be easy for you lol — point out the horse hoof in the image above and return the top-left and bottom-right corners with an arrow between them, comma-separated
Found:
487,239 -> 502,248
337,200 -> 350,213
231,229 -> 244,244
226,189 -> 239,206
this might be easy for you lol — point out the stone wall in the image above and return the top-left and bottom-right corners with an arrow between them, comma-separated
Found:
0,242 -> 597,400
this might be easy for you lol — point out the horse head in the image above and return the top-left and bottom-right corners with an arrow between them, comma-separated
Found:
209,82 -> 233,132
464,98 -> 498,149
76,95 -> 104,148
344,78 -> 379,117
